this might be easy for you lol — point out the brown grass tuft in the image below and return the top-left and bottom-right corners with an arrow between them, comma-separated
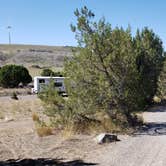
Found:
32,112 -> 40,122
36,126 -> 53,137
61,125 -> 75,139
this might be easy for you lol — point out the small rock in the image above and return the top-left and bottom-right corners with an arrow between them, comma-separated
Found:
95,133 -> 120,144
4,117 -> 14,122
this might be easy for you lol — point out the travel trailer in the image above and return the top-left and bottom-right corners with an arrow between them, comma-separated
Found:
32,76 -> 66,94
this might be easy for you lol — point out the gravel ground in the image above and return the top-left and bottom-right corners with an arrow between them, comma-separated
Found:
0,96 -> 166,165
85,106 -> 166,166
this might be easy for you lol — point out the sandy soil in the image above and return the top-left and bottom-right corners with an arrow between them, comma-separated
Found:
0,96 -> 166,165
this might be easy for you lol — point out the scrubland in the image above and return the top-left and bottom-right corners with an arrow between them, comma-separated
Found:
0,95 -> 166,166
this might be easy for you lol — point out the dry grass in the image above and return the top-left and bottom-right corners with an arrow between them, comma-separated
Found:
28,67 -> 42,77
0,87 -> 31,96
61,125 -> 75,139
0,112 -> 4,119
0,44 -> 72,70
100,118 -> 121,132
61,112 -> 122,136
36,126 -> 53,137
0,95 -> 55,137
0,96 -> 43,120
66,111 -> 141,135
32,112 -> 40,122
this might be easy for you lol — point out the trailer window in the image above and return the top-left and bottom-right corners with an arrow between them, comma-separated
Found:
39,79 -> 45,83
54,82 -> 62,87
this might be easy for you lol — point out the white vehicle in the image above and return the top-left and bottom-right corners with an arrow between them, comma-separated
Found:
32,76 -> 66,94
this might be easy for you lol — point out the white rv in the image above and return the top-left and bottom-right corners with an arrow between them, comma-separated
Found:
32,76 -> 66,94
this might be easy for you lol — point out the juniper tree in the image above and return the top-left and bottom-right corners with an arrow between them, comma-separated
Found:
134,28 -> 164,103
65,6 -> 144,125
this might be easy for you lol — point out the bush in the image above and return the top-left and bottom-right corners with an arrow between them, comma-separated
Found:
41,68 -> 63,77
0,64 -> 32,88
38,7 -> 165,134
65,7 -> 164,126
38,80 -> 67,126
65,7 -> 145,127
41,69 -> 55,76
134,28 -> 164,104
157,56 -> 166,99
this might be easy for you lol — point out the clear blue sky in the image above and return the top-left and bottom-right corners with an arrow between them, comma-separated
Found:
0,0 -> 166,48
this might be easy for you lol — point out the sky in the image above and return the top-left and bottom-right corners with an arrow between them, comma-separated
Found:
0,0 -> 166,48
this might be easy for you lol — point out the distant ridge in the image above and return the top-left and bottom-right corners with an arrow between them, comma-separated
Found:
0,44 -> 73,68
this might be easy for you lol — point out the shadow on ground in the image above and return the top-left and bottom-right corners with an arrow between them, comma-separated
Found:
0,158 -> 98,166
134,122 -> 166,136
147,106 -> 166,112
133,105 -> 166,136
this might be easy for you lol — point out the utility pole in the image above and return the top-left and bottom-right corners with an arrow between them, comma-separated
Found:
6,25 -> 12,45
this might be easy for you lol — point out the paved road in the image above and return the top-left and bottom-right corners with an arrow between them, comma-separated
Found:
88,106 -> 166,166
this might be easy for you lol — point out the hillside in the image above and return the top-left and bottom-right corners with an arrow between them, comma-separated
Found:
0,44 -> 73,76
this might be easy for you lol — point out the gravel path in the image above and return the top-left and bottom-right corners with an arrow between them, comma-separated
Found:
0,94 -> 37,101
85,106 -> 166,166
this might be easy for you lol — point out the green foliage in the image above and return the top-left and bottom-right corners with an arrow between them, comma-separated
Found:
157,56 -> 166,99
41,69 -> 55,76
41,68 -> 63,77
134,28 -> 164,103
38,80 -> 68,126
40,6 -> 164,131
65,6 -> 147,126
66,7 -> 164,125
0,64 -> 32,88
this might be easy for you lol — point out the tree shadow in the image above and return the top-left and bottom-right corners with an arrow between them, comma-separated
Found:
134,122 -> 166,136
0,158 -> 98,166
133,105 -> 166,136
147,106 -> 166,112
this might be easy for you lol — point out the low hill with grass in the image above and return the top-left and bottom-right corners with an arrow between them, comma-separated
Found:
0,44 -> 73,76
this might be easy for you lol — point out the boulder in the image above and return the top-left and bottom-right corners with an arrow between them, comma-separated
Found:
95,133 -> 120,144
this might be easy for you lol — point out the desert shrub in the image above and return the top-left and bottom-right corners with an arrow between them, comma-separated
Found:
41,69 -> 55,76
134,28 -> 164,104
65,6 -> 146,127
41,68 -> 63,77
0,64 -> 32,88
157,56 -> 166,100
38,80 -> 68,126
39,7 -> 165,134
65,6 -> 164,126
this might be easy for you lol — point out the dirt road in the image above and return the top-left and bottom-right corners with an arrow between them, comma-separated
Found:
87,106 -> 166,166
0,95 -> 166,165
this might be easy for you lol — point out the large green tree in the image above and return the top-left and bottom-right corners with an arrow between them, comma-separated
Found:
39,7 -> 164,130
157,54 -> 166,99
0,64 -> 32,88
65,6 -> 145,125
134,28 -> 164,103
